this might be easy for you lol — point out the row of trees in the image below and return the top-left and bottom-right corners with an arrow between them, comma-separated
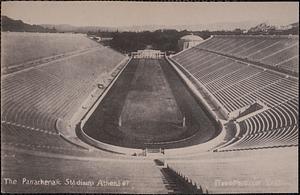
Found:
89,30 -> 190,53
89,22 -> 298,54
89,29 -> 256,54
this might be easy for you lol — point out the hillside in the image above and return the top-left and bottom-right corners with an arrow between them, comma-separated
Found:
248,22 -> 299,35
40,24 -> 117,33
1,15 -> 56,33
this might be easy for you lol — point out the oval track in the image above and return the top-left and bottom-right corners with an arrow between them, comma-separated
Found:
82,58 -> 220,149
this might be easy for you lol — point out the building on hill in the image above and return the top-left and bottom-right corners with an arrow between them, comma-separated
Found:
178,34 -> 204,51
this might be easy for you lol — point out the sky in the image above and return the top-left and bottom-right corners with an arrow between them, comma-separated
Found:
2,1 -> 299,27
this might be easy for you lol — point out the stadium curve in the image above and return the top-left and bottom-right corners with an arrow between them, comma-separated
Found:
78,57 -> 221,153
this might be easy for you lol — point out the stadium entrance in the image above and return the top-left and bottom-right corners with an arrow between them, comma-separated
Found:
131,49 -> 165,59
144,148 -> 165,158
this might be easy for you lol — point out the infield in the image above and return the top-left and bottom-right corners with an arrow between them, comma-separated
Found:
82,58 -> 220,149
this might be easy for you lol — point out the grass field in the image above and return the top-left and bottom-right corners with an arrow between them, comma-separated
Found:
120,59 -> 184,141
83,58 -> 219,149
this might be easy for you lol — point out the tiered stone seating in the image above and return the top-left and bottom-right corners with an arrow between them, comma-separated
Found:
171,35 -> 298,150
1,122 -> 89,155
213,71 -> 291,112
1,32 -> 127,157
167,147 -> 298,193
277,56 -> 299,72
236,39 -> 283,58
2,69 -> 62,131
205,65 -> 261,93
173,49 -> 298,112
195,35 -> 299,73
246,39 -> 296,60
261,45 -> 299,66
238,77 -> 298,107
175,50 -> 220,72
1,151 -> 169,193
2,47 -> 125,132
2,32 -> 99,68
223,99 -> 298,150
198,61 -> 244,85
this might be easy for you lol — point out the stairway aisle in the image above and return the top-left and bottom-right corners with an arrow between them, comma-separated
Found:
154,159 -> 201,194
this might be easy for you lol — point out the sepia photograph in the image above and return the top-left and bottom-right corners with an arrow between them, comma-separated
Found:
1,1 -> 299,193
